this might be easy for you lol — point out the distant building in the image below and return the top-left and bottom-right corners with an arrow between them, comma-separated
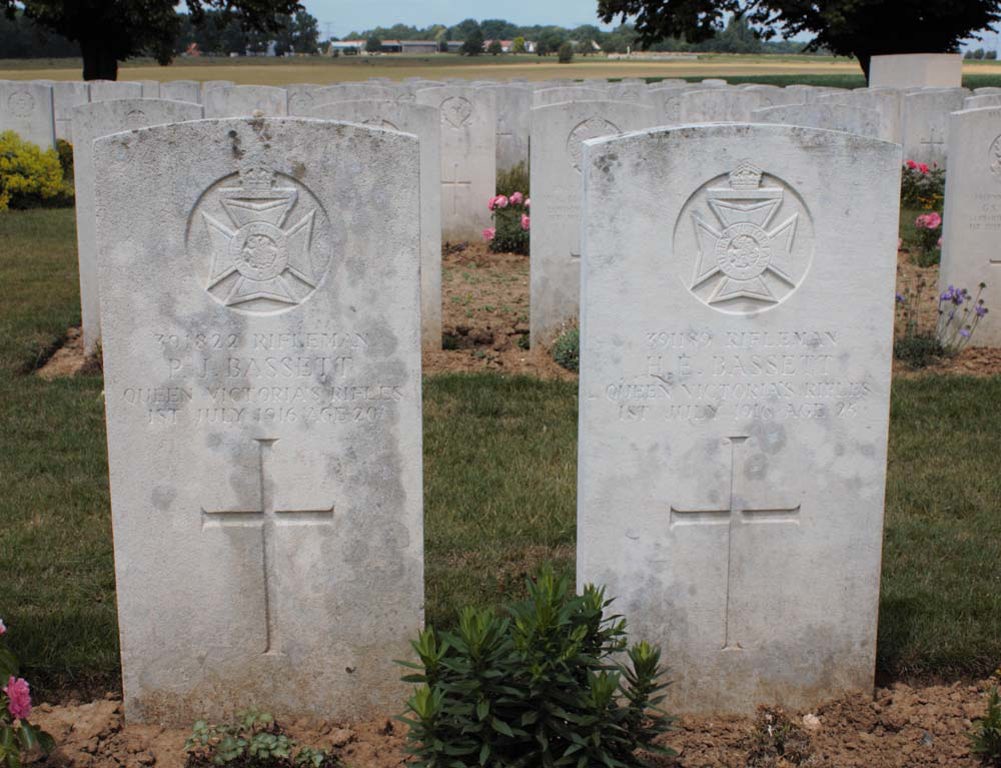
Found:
400,40 -> 438,54
329,40 -> 364,54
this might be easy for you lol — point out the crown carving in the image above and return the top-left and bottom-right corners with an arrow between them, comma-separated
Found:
240,166 -> 275,193
729,160 -> 763,191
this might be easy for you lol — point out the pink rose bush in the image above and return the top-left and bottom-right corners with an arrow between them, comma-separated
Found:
913,210 -> 943,266
0,618 -> 55,759
901,159 -> 945,211
485,189 -> 530,255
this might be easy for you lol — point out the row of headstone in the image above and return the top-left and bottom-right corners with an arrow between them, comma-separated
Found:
89,114 -> 900,724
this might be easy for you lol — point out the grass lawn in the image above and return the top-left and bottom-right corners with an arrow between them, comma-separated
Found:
2,52 -> 1001,87
2,208 -> 1000,700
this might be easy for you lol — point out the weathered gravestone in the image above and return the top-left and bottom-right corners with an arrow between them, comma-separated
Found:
751,103 -> 882,139
939,106 -> 1001,346
285,84 -> 321,116
577,124 -> 900,713
89,80 -> 143,101
72,98 -> 204,356
533,87 -> 606,107
204,85 -> 288,117
681,89 -> 770,122
51,81 -> 90,141
966,94 -> 1001,110
901,89 -> 967,167
816,89 -> 902,143
870,54 -> 963,89
308,84 -> 408,111
309,99 -> 442,349
416,86 -> 496,241
94,117 -> 424,723
0,81 -> 55,148
161,80 -> 202,104
529,100 -> 653,347
476,83 -> 531,172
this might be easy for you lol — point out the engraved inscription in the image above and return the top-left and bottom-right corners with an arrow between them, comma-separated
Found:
201,437 -> 334,656
8,91 -> 34,118
566,117 -> 620,172
678,160 -> 814,315
669,435 -> 801,651
440,96 -> 473,129
187,167 -> 335,314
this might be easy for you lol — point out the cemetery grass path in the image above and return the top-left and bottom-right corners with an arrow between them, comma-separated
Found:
2,209 -> 1001,700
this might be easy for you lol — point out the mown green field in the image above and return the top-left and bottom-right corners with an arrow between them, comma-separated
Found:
1,208 -> 1000,700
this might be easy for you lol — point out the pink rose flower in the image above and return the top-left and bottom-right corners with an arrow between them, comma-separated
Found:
482,227 -> 496,242
525,197 -> 530,209
906,160 -> 918,169
937,237 -> 943,248
487,196 -> 497,211
495,195 -> 509,209
0,619 -> 6,635
4,676 -> 31,720
521,214 -> 530,231
918,163 -> 929,174
510,192 -> 523,205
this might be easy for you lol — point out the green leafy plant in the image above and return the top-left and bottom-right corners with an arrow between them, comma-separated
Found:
912,211 -> 942,267
55,139 -> 74,184
558,41 -> 575,63
399,566 -> 675,768
894,283 -> 989,368
552,327 -> 580,372
972,687 -> 1001,766
0,130 -> 69,211
184,710 -> 341,768
496,162 -> 529,199
0,619 -> 55,768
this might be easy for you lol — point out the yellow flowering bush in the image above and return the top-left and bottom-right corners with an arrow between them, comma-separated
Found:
0,130 -> 67,211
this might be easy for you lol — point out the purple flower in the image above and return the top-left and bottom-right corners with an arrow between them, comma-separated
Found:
960,328 -> 971,338
896,293 -> 906,304
976,305 -> 989,317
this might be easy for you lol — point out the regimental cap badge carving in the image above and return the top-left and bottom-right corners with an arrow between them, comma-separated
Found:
187,161 -> 334,314
677,159 -> 814,315
990,135 -> 1001,180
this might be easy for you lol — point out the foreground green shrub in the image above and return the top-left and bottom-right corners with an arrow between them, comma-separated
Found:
552,327 -> 580,372
400,567 -> 674,767
0,131 -> 69,211
185,711 -> 341,768
972,687 -> 1001,766
0,619 -> 55,768
901,160 -> 945,211
55,139 -> 74,184
484,191 -> 530,255
496,162 -> 529,198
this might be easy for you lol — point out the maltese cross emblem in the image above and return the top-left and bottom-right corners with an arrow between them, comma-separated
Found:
200,167 -> 321,311
689,161 -> 802,308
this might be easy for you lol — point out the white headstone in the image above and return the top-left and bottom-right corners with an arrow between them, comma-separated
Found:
751,103 -> 882,138
51,81 -> 90,142
939,106 -> 1001,345
578,124 -> 900,714
533,87 -> 606,107
0,81 -> 55,148
161,80 -> 202,103
94,117 -> 423,723
901,89 -> 967,167
309,99 -> 442,349
816,89 -> 902,142
72,98 -> 204,356
476,83 -> 530,172
90,80 -> 143,101
139,80 -> 161,98
285,84 -> 321,116
870,54 -> 963,89
201,80 -> 235,100
529,100 -> 653,347
416,86 -> 496,241
204,85 -> 288,117
310,83 -> 405,109
964,94 -> 1001,110
681,89 -> 769,122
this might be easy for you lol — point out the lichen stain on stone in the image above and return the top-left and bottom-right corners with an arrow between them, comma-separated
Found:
291,161 -> 307,180
227,129 -> 244,160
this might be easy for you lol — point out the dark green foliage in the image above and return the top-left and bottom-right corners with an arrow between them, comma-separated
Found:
185,711 -> 341,768
400,567 -> 674,768
901,163 -> 946,211
893,334 -> 946,369
365,35 -> 381,53
461,28 -> 485,56
551,327 -> 579,373
596,0 -> 1001,79
487,39 -> 503,55
496,162 -> 529,198
972,688 -> 1001,766
55,139 -> 73,184
557,41 -> 574,63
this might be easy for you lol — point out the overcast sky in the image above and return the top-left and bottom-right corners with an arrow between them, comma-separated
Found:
302,0 -> 611,38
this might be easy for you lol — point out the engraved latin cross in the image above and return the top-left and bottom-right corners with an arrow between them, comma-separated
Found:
201,438 -> 334,656
442,162 -> 471,216
668,435 -> 800,652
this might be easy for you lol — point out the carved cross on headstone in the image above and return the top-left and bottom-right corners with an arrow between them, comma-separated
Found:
202,437 -> 334,656
921,124 -> 946,147
442,162 -> 471,216
668,435 -> 801,652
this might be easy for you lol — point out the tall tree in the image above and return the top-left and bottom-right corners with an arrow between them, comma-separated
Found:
595,0 -> 1001,80
2,0 -> 303,80
461,27 -> 485,56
